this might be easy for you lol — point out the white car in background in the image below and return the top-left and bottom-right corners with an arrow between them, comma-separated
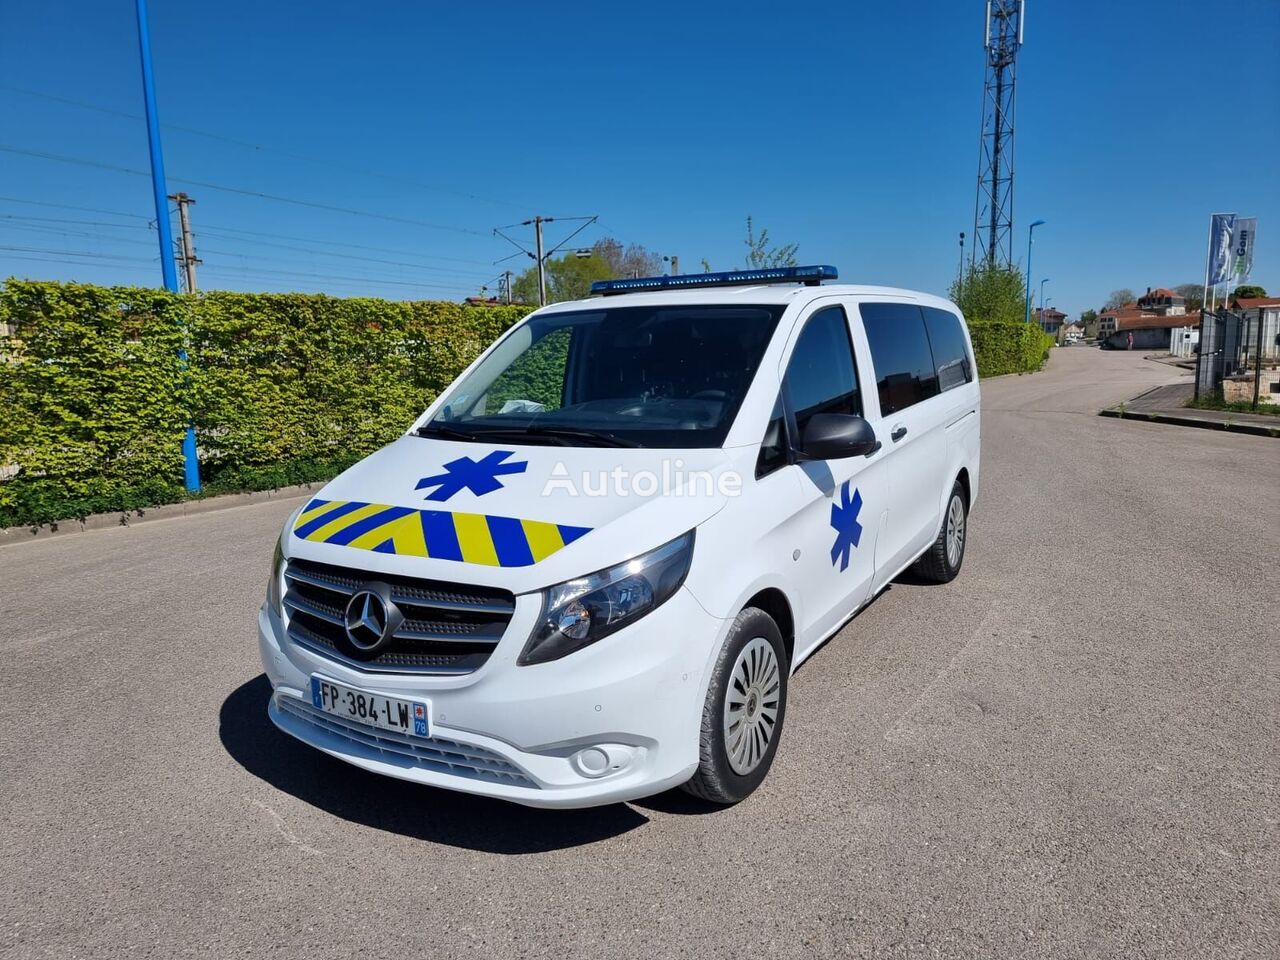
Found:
258,265 -> 981,808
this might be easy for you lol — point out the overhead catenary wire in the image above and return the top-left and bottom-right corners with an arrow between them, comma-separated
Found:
1,84 -> 542,212
0,144 -> 489,237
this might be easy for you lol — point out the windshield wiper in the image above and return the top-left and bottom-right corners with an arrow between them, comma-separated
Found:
415,422 -> 482,441
416,421 -> 639,448
518,425 -> 640,447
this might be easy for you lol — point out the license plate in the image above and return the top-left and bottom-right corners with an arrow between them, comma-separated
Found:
310,677 -> 428,737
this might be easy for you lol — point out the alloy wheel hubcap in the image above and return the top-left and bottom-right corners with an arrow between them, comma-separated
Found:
946,494 -> 966,569
723,637 -> 781,775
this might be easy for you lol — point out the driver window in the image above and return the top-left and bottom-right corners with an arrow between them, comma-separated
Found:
783,306 -> 861,437
477,327 -> 571,415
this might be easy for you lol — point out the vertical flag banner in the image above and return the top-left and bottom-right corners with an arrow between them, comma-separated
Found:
1208,214 -> 1236,286
1229,218 -> 1257,286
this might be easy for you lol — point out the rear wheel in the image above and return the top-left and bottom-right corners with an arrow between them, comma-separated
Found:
914,479 -> 968,583
681,607 -> 788,805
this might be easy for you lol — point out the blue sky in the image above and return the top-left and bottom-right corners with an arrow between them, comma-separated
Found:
1,0 -> 1277,318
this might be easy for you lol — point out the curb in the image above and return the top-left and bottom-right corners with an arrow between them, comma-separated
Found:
0,482 -> 320,546
1098,407 -> 1280,438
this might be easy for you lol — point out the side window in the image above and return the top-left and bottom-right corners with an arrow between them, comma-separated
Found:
922,307 -> 973,392
858,303 -> 940,415
755,394 -> 788,478
783,306 -> 861,437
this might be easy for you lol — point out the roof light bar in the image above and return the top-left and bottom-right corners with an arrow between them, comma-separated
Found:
590,265 -> 838,296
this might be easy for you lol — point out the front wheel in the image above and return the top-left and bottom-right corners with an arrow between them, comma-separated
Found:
681,607 -> 788,805
914,479 -> 968,583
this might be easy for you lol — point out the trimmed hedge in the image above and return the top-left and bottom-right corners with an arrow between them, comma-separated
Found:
0,280 -> 531,527
0,280 -> 1051,527
966,319 -> 1055,378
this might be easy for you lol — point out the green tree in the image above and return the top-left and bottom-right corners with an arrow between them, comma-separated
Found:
1104,289 -> 1136,310
950,262 -> 1028,324
591,237 -> 662,278
1232,284 -> 1268,300
744,216 -> 798,269
511,252 -> 614,305
1079,308 -> 1098,327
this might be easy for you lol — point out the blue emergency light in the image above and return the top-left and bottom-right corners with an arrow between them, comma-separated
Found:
590,264 -> 839,296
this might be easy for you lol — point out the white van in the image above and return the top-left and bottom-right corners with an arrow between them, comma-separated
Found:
258,266 -> 980,808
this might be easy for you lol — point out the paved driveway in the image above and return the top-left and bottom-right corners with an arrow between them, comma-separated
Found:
2,349 -> 1275,959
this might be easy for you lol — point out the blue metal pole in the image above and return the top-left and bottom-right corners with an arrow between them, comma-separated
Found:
135,0 -> 200,492
1024,220 -> 1045,324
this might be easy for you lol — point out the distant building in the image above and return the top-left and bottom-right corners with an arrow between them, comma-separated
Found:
1230,296 -> 1280,362
1032,307 -> 1068,335
463,296 -> 528,307
1097,304 -> 1198,351
1135,287 -> 1187,316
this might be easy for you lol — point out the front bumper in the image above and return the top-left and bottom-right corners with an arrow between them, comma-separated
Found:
257,587 -> 724,808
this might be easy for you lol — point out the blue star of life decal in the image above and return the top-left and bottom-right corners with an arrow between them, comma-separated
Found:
414,450 -> 528,502
829,480 -> 864,572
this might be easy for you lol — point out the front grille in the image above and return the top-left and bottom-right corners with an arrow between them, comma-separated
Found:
283,558 -> 515,675
276,695 -> 537,789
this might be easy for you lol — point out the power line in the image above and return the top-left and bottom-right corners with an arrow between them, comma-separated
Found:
0,144 -> 489,237
0,245 -> 475,295
194,231 -> 494,278
1,84 -> 541,212
493,215 -> 599,305
0,200 -> 495,269
191,223 -> 491,266
0,196 -> 150,220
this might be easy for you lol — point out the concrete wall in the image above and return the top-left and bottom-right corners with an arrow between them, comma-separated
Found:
1223,368 -> 1280,406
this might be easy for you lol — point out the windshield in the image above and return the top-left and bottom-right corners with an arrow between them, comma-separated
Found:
424,304 -> 785,448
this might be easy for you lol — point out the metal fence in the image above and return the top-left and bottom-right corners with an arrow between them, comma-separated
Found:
1194,309 -> 1247,398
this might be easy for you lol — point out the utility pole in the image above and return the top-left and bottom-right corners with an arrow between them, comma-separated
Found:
493,215 -> 598,308
135,0 -> 199,492
502,270 -> 513,305
170,192 -> 200,292
533,216 -> 547,306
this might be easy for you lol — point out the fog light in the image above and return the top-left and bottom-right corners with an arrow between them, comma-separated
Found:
570,744 -> 635,779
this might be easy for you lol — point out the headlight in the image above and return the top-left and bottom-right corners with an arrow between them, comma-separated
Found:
266,538 -> 286,615
518,530 -> 695,666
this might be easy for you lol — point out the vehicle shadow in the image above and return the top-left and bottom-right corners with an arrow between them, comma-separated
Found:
219,674 -> 649,854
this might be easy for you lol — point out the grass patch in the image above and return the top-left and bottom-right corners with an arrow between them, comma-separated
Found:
1185,394 -> 1280,418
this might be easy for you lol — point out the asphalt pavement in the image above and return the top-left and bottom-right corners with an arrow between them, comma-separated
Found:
1,348 -> 1276,959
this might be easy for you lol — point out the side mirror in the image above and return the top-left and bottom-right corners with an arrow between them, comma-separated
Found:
799,413 -> 880,460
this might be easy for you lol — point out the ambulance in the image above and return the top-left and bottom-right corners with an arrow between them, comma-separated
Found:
258,265 -> 981,808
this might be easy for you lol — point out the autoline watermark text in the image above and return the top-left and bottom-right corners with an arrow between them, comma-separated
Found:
542,460 -> 742,498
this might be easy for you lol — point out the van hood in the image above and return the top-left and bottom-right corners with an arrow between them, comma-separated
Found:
286,435 -> 735,594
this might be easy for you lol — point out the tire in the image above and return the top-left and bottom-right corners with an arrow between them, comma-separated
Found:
914,479 -> 968,584
681,607 -> 788,805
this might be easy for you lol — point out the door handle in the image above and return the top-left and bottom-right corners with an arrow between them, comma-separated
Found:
891,425 -> 908,442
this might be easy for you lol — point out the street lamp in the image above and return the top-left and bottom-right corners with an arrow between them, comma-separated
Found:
956,232 -> 966,293
1024,220 -> 1046,324
1039,278 -> 1051,329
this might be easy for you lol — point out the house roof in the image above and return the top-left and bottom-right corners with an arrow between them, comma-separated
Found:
1099,302 -> 1139,316
1139,288 -> 1181,300
1233,297 -> 1280,310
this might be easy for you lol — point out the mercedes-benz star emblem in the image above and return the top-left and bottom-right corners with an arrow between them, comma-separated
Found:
340,585 -> 402,659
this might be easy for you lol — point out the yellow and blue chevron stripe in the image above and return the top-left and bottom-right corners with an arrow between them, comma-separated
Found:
292,498 -> 591,567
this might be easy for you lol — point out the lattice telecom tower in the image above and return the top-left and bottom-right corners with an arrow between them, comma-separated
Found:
971,0 -> 1024,268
